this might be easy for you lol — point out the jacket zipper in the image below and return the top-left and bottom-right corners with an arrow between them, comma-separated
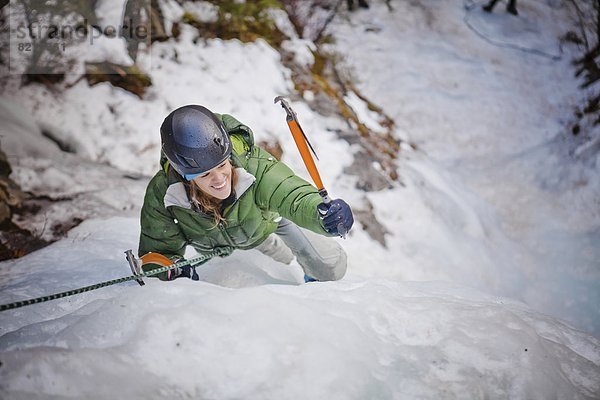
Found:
215,220 -> 234,246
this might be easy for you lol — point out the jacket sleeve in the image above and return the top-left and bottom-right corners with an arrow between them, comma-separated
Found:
138,172 -> 188,280
252,147 -> 334,236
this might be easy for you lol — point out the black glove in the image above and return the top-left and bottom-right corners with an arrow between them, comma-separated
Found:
168,265 -> 199,281
317,199 -> 354,236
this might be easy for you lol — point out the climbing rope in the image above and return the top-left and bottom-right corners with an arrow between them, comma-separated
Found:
463,0 -> 562,61
0,248 -> 228,312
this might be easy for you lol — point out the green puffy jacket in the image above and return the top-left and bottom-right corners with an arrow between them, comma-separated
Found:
138,113 -> 330,279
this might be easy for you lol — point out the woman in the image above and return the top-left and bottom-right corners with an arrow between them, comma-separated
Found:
138,105 -> 353,282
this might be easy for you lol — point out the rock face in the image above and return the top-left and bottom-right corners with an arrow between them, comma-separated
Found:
0,147 -> 48,260
85,62 -> 153,99
0,147 -> 23,227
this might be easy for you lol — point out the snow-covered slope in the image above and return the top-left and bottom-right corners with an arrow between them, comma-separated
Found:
0,218 -> 598,399
330,0 -> 600,335
0,1 -> 599,398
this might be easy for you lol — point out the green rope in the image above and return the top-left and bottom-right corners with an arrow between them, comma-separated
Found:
0,249 -> 227,312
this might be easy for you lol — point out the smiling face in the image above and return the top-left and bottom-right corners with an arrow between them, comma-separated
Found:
191,160 -> 233,200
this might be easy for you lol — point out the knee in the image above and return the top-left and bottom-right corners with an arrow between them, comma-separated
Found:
283,225 -> 348,282
312,244 -> 347,282
329,247 -> 347,281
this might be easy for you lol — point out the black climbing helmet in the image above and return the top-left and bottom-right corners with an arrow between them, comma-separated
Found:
160,105 -> 232,180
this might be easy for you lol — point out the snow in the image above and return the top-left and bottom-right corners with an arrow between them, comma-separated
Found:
1,219 -> 598,399
329,0 -> 600,336
1,0 -> 599,398
182,1 -> 219,24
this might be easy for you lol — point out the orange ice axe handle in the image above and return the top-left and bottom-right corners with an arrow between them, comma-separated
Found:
287,119 -> 325,191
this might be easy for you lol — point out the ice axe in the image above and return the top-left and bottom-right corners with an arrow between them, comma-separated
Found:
274,96 -> 347,239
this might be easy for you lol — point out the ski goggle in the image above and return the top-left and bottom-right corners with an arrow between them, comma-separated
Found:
184,172 -> 203,181
184,158 -> 230,181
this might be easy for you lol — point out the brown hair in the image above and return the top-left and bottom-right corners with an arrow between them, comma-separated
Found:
187,162 -> 237,225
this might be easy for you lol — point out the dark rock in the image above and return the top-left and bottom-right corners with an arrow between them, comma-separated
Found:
85,62 -> 152,99
257,139 -> 284,160
353,197 -> 389,248
344,150 -> 393,192
0,147 -> 50,260
0,148 -> 24,226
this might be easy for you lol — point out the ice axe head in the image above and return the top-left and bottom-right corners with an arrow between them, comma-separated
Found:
274,96 -> 296,120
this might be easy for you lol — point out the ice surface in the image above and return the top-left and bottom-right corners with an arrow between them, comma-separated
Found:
0,1 -> 599,398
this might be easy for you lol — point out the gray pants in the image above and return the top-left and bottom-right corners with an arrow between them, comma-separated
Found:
254,218 -> 347,281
